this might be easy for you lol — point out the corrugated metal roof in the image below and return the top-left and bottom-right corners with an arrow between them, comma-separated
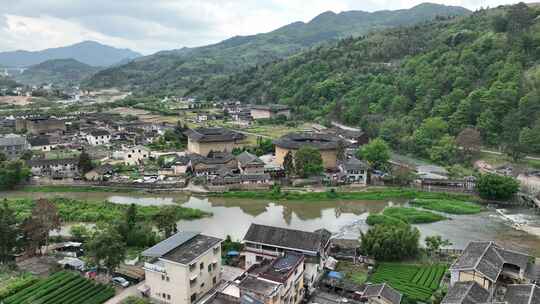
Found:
142,231 -> 199,258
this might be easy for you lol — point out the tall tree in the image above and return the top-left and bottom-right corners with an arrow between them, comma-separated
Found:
154,206 -> 178,238
0,202 -> 19,264
476,174 -> 520,201
294,146 -> 324,178
87,227 -> 126,274
78,151 -> 94,175
360,224 -> 420,261
283,151 -> 295,177
0,161 -> 30,190
357,138 -> 390,170
456,128 -> 482,160
23,199 -> 61,255
425,235 -> 452,256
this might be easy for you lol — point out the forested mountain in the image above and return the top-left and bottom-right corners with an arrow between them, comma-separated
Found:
13,59 -> 100,86
82,3 -> 470,94
0,41 -> 141,67
190,3 -> 540,162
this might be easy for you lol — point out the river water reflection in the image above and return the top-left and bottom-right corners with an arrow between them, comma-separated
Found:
1,191 -> 539,255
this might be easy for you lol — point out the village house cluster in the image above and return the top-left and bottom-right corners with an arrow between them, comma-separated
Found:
138,224 -> 406,304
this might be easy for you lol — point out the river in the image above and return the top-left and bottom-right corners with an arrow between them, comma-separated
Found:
2,191 -> 540,256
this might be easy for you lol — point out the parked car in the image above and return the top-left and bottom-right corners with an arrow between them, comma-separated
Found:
112,277 -> 130,288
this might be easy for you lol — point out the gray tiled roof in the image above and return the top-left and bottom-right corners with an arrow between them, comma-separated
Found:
27,158 -> 78,167
341,157 -> 368,171
442,281 -> 490,304
273,132 -> 341,150
236,151 -> 264,167
243,224 -> 330,255
450,242 -> 531,283
185,128 -> 245,143
503,284 -> 540,304
362,283 -> 402,304
90,129 -> 110,136
0,134 -> 27,146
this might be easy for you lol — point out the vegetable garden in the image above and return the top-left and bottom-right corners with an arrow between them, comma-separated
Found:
0,271 -> 115,304
369,263 -> 447,301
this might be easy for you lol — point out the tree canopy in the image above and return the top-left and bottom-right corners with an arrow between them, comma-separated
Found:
294,146 -> 324,178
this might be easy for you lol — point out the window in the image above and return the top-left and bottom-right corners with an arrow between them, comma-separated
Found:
213,277 -> 217,285
167,294 -> 171,300
213,247 -> 220,255
161,275 -> 165,280
200,282 -> 205,288
166,276 -> 170,282
191,293 -> 197,303
208,264 -> 212,272
200,262 -> 204,270
189,263 -> 196,272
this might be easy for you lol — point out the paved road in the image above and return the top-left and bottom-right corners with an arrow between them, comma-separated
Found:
104,281 -> 145,304
480,149 -> 540,161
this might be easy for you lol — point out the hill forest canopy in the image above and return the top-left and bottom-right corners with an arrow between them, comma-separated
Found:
190,3 -> 540,164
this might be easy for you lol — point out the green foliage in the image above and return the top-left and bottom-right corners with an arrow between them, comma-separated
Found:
13,59 -> 99,86
84,4 -> 469,95
191,4 -> 540,162
69,225 -> 92,242
294,146 -> 324,178
0,202 -> 19,264
87,227 -> 126,273
366,214 -> 406,226
410,199 -> 482,214
217,188 -> 475,202
283,151 -> 295,177
153,206 -> 179,238
78,151 -> 94,175
360,224 -> 420,261
425,235 -> 452,255
357,138 -> 390,170
0,161 -> 30,190
369,263 -> 447,301
0,274 -> 39,300
382,207 -> 446,224
476,173 -> 520,201
2,271 -> 114,304
122,297 -> 152,304
3,197 -> 210,223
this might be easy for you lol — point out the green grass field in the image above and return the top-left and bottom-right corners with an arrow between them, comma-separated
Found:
410,199 -> 483,214
370,263 -> 447,301
1,271 -> 115,304
336,261 -> 369,284
5,197 -> 210,223
381,207 -> 446,224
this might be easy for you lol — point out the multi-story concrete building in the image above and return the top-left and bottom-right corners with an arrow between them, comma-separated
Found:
86,129 -> 111,146
141,232 -> 223,304
0,134 -> 29,159
27,158 -> 79,178
242,224 -> 331,291
185,128 -> 246,156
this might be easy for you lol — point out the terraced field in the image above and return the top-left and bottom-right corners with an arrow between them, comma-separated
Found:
369,263 -> 447,301
1,271 -> 115,304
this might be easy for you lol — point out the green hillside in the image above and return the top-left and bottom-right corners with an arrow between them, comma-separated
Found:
190,3 -> 540,163
14,59 -> 100,86
82,3 -> 469,94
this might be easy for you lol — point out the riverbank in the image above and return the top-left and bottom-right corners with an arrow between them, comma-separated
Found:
212,188 -> 477,202
19,185 -> 144,193
5,197 -> 211,223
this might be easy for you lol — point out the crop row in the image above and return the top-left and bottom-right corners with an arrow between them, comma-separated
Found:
4,271 -> 114,304
370,263 -> 448,301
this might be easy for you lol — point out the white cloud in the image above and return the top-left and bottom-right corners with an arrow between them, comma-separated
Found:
0,0 -> 530,54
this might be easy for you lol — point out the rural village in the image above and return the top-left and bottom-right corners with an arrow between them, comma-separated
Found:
1,2 -> 540,304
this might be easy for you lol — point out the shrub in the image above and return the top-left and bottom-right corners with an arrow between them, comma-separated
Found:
476,173 -> 520,201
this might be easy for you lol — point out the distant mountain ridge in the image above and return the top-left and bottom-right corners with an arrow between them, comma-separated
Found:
0,41 -> 141,67
13,59 -> 100,86
83,3 -> 470,94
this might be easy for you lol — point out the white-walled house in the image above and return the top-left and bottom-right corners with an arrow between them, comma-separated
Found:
86,129 -> 111,146
141,232 -> 223,304
122,145 -> 150,165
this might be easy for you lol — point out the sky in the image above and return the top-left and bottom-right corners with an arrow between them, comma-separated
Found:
0,0 -> 530,55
